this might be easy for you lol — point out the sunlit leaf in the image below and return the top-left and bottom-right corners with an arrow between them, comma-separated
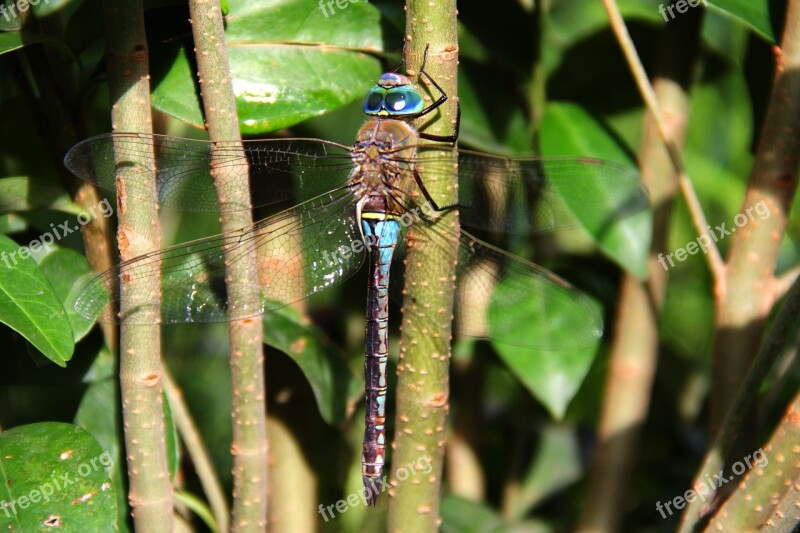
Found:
0,234 -> 73,365
151,0 -> 384,134
0,423 -> 117,531
488,273 -> 601,418
540,102 -> 651,279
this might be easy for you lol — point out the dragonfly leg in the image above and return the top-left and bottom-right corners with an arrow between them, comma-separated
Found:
412,167 -> 464,214
418,104 -> 460,144
413,45 -> 460,144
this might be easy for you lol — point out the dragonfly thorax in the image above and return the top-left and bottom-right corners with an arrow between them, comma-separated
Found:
349,118 -> 419,217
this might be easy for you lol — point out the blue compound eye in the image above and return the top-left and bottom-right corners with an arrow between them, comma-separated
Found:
363,87 -> 386,114
382,86 -> 424,115
385,91 -> 408,111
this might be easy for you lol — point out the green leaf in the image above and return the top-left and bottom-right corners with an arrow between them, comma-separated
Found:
485,269 -> 603,351
0,1 -> 20,31
163,391 -> 180,482
229,47 -> 380,134
0,176 -> 72,214
0,31 -> 41,54
262,304 -> 361,425
707,0 -> 783,42
494,344 -> 597,420
228,0 -> 381,46
660,271 -> 714,360
440,495 -> 554,533
489,274 -> 600,419
440,495 -> 505,533
151,0 -> 383,134
0,234 -> 74,365
0,214 -> 28,235
81,344 -> 116,383
0,422 -> 118,531
38,249 -> 96,342
174,490 -> 217,533
540,102 -> 652,279
508,424 -> 582,517
0,30 -> 76,59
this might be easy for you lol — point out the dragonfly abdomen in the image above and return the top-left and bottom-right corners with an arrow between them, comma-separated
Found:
360,213 -> 401,506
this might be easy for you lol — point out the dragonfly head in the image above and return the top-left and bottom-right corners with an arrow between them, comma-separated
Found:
362,72 -> 424,118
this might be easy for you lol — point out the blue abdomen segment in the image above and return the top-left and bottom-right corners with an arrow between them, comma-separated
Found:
360,215 -> 400,505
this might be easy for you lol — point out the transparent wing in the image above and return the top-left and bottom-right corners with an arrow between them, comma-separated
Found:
65,134 -> 647,236
412,147 -> 649,235
64,133 -> 356,213
75,191 -> 365,324
453,231 -> 602,351
390,219 -> 602,351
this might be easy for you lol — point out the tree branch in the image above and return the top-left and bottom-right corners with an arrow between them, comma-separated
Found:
102,0 -> 172,529
188,1 -> 268,530
386,1 -> 459,528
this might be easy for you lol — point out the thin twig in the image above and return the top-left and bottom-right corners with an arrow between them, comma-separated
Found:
576,10 -> 703,527
601,0 -> 725,282
163,370 -> 230,533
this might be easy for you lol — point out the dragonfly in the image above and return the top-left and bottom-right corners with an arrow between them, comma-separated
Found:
64,50 -> 649,506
